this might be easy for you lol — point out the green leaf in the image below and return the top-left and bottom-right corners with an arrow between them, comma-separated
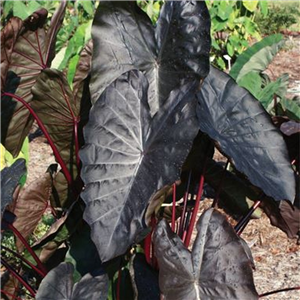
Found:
50,47 -> 67,70
226,42 -> 234,57
259,1 -> 268,17
2,1 -> 14,19
12,1 -> 43,20
67,54 -> 80,87
217,1 -> 233,21
242,1 -> 258,12
58,21 -> 92,71
230,34 -> 284,82
78,0 -> 94,15
238,72 -> 262,98
280,98 -> 300,121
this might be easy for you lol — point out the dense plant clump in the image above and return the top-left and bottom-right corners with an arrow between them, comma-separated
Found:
1,1 -> 299,299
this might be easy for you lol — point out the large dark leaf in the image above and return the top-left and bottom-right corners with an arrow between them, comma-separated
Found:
36,262 -> 109,300
153,209 -> 258,300
90,0 -> 210,114
1,158 -> 26,213
196,66 -> 296,202
80,70 -> 199,262
31,69 -> 80,171
1,2 -> 67,156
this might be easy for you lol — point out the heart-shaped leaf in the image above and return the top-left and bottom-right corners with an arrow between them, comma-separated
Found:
36,262 -> 109,300
153,208 -> 258,300
196,66 -> 296,202
12,169 -> 54,252
80,70 -> 199,262
1,2 -> 67,156
90,0 -> 210,114
1,158 -> 26,213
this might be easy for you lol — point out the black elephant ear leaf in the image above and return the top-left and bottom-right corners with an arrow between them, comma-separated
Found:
80,70 -> 199,262
36,262 -> 109,300
1,158 -> 26,213
153,209 -> 258,300
196,66 -> 296,202
90,1 -> 210,115
36,262 -> 74,300
72,271 -> 109,300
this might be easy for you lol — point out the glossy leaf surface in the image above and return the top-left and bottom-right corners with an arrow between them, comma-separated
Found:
36,262 -> 109,300
196,66 -> 296,202
1,158 -> 26,213
153,208 -> 258,300
80,70 -> 198,262
90,0 -> 210,114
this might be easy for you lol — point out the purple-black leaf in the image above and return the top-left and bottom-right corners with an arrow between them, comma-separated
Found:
80,70 -> 198,262
196,66 -> 296,202
153,208 -> 258,300
90,0 -> 210,115
1,158 -> 26,213
36,262 -> 109,300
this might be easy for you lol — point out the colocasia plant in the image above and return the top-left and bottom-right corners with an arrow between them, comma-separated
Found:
1,1 -> 298,300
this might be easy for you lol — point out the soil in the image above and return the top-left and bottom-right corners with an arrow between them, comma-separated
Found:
25,36 -> 300,299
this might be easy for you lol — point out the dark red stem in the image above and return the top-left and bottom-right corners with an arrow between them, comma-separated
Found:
179,171 -> 192,238
4,221 -> 47,275
144,233 -> 151,265
2,92 -> 72,184
0,289 -> 22,300
1,245 -> 45,277
259,286 -> 300,298
116,269 -> 121,300
74,118 -> 80,169
184,173 -> 205,247
171,183 -> 176,232
235,200 -> 261,235
1,258 -> 36,298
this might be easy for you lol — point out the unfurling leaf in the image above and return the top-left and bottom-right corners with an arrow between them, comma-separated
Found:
197,66 -> 296,202
90,0 -> 210,114
36,262 -> 109,300
80,70 -> 198,262
153,209 -> 258,300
